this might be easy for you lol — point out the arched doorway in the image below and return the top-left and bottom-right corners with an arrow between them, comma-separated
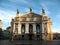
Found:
29,24 -> 33,40
36,24 -> 40,40
21,24 -> 25,40
21,24 -> 25,33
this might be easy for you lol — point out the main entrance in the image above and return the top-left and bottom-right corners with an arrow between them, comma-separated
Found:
28,34 -> 33,40
29,24 -> 33,40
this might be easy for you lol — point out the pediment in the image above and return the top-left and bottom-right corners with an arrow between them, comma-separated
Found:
14,12 -> 42,22
20,12 -> 42,18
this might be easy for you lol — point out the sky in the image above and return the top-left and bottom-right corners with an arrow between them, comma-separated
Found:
0,0 -> 60,33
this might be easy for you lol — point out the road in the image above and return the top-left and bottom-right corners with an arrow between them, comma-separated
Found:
0,40 -> 60,45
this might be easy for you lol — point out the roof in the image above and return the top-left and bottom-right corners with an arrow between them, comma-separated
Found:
15,12 -> 42,18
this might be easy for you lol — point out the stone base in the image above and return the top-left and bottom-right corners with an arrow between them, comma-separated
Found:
13,34 -> 42,40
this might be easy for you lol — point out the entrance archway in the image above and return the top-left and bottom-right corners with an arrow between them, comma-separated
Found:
28,34 -> 33,40
29,24 -> 33,33
36,24 -> 40,40
21,24 -> 25,40
37,35 -> 40,40
29,24 -> 33,40
21,24 -> 25,33
36,24 -> 40,33
22,35 -> 24,40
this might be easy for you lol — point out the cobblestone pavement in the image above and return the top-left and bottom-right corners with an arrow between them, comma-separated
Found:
0,40 -> 60,45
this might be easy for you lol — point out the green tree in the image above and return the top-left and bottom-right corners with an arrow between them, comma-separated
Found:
0,28 -> 3,39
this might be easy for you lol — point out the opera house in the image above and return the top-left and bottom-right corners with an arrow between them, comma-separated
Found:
11,8 -> 53,40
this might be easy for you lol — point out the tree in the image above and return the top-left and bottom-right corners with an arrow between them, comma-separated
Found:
0,28 -> 3,39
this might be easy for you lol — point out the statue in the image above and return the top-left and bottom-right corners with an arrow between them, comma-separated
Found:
30,7 -> 32,12
17,9 -> 19,14
42,8 -> 45,14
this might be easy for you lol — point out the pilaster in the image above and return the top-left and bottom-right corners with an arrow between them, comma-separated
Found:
33,23 -> 36,34
18,23 -> 21,34
25,23 -> 29,34
13,23 -> 15,34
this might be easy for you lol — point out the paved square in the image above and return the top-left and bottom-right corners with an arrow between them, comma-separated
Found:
0,40 -> 60,45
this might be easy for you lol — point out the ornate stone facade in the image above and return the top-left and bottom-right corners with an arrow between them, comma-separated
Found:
11,8 -> 53,40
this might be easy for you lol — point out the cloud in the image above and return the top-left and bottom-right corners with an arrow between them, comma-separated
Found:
0,9 -> 16,29
40,0 -> 57,10
0,9 -> 15,22
0,8 -> 29,29
40,1 -> 53,17
52,27 -> 60,33
40,0 -> 56,6
39,0 -> 60,33
0,0 -> 29,11
24,8 -> 29,13
9,0 -> 28,4
52,22 -> 60,33
0,1 -> 18,10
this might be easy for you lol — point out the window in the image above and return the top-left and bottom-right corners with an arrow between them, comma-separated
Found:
36,24 -> 40,33
21,24 -> 25,32
29,24 -> 33,32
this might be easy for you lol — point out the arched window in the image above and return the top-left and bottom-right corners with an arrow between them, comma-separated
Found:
36,24 -> 40,33
21,24 -> 25,32
29,24 -> 33,33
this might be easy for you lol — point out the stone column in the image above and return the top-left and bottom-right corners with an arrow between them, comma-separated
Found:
33,23 -> 36,34
33,23 -> 36,40
42,23 -> 44,33
42,22 -> 45,40
18,23 -> 21,34
44,23 -> 48,40
47,22 -> 53,40
12,23 -> 15,40
13,23 -> 15,34
25,23 -> 29,40
39,24 -> 42,40
25,23 -> 29,34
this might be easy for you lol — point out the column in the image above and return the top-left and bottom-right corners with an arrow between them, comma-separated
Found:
18,23 -> 21,34
11,23 -> 15,41
33,23 -> 36,34
13,23 -> 15,33
44,23 -> 48,40
42,22 -> 45,40
33,23 -> 36,40
25,23 -> 29,34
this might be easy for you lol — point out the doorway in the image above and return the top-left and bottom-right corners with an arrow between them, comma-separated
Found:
28,34 -> 33,40
37,35 -> 40,40
22,35 -> 24,40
